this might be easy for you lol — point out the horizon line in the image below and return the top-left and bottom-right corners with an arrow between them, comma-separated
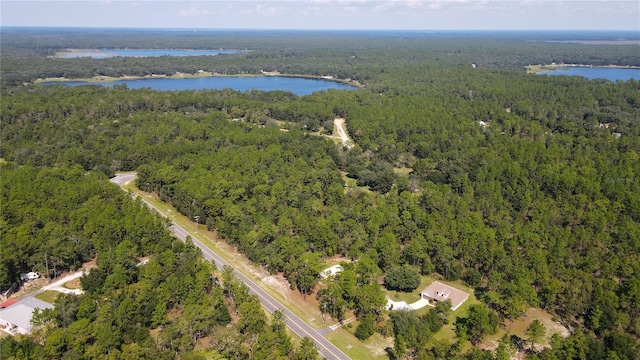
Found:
3,26 -> 639,32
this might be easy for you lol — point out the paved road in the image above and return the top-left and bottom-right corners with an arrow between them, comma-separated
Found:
110,174 -> 351,360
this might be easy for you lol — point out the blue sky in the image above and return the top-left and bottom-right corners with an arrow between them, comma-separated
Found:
2,1 -> 639,31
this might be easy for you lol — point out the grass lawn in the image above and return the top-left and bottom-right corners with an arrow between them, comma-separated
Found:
433,279 -> 482,335
431,290 -> 481,347
341,172 -> 358,187
386,275 -> 435,305
35,290 -> 59,304
322,255 -> 352,268
340,171 -> 372,193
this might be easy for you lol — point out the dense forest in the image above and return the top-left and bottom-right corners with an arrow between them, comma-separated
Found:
1,29 -> 639,359
1,165 -> 320,359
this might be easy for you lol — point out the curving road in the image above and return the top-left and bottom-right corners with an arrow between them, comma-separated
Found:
110,174 -> 350,360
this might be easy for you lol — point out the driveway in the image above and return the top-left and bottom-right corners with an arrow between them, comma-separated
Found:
386,297 -> 431,311
40,270 -> 87,296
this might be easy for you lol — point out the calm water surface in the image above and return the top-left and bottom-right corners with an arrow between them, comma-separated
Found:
541,67 -> 639,81
44,76 -> 358,96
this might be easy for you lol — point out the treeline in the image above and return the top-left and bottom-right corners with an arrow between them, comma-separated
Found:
0,164 -> 320,359
3,28 -> 640,87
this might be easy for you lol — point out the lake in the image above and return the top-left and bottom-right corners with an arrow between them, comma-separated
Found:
43,76 -> 358,96
541,66 -> 640,82
57,49 -> 245,59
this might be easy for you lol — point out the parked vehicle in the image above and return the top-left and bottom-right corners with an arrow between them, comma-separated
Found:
20,272 -> 40,282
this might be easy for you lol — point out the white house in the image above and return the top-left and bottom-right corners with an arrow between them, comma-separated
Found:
420,281 -> 470,311
0,297 -> 54,335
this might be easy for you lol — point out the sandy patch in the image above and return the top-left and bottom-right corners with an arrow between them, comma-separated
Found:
262,274 -> 291,299
63,278 -> 82,290
526,308 -> 570,339
365,333 -> 394,357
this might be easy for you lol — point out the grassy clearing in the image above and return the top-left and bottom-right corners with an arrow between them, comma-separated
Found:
340,171 -> 373,194
385,275 -> 434,305
432,289 -> 481,345
393,167 -> 413,177
321,256 -> 352,269
35,290 -> 59,304
326,328 -> 389,360
327,137 -> 345,146
341,172 -> 358,187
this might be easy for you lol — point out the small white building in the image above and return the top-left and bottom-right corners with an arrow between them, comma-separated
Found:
0,297 -> 54,335
320,264 -> 344,279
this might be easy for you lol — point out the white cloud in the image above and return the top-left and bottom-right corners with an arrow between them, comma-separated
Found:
256,4 -> 278,15
177,4 -> 211,17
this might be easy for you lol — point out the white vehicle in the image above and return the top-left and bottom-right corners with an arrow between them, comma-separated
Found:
20,272 -> 40,282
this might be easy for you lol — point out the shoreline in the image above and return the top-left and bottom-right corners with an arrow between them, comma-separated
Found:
526,63 -> 640,74
53,48 -> 251,59
32,71 -> 363,89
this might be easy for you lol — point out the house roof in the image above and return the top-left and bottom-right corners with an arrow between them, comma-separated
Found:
421,281 -> 469,310
0,297 -> 54,332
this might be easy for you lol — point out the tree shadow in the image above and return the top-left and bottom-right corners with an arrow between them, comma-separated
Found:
385,346 -> 398,360
510,334 -> 526,352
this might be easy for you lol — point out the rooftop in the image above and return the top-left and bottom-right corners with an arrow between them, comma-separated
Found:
420,281 -> 470,311
0,297 -> 54,333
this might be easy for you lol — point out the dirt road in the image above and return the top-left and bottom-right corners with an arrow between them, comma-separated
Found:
334,118 -> 354,149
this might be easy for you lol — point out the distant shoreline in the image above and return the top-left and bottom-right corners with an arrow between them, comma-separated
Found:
526,64 -> 640,74
32,72 -> 363,89
53,48 -> 250,59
